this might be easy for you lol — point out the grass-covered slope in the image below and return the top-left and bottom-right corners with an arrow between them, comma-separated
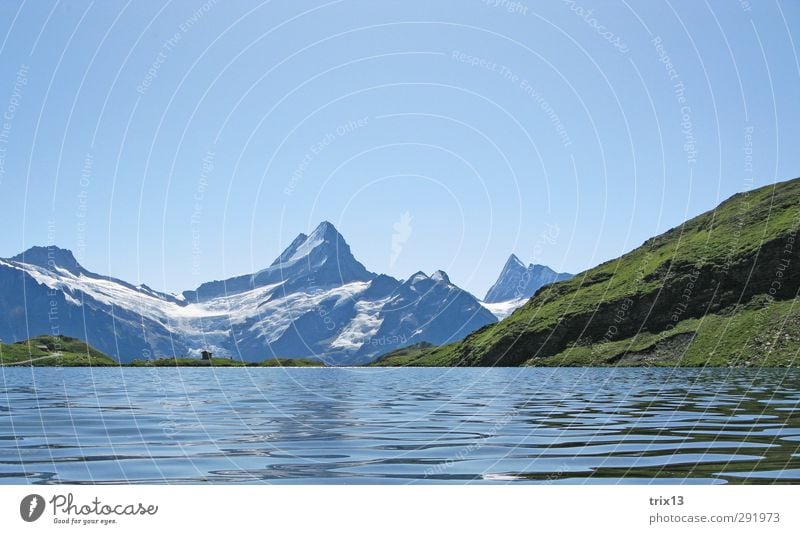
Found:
0,335 -> 118,366
1,335 -> 327,367
380,177 -> 800,367
370,342 -> 435,366
539,297 -> 799,367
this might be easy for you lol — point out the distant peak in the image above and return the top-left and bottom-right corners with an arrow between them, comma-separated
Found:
484,255 -> 574,303
506,254 -> 525,268
431,270 -> 450,284
11,245 -> 84,274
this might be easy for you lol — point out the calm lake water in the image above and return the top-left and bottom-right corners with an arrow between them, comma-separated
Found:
1,367 -> 799,484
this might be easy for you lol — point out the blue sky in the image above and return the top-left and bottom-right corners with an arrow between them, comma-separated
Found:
0,0 -> 798,297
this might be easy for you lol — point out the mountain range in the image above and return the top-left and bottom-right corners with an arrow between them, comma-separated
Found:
13,173 -> 790,370
0,222 -> 501,364
373,177 -> 800,367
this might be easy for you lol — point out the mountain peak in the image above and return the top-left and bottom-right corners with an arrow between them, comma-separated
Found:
283,221 -> 348,266
407,271 -> 428,283
271,222 -> 344,266
431,270 -> 451,284
312,220 -> 338,236
10,246 -> 84,275
264,220 -> 374,284
484,255 -> 573,303
258,220 -> 372,288
506,254 -> 525,269
188,221 -> 373,301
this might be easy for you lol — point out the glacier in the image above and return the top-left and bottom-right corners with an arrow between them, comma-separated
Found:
0,222 -> 496,364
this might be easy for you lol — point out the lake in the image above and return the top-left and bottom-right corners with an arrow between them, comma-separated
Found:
1,367 -> 799,484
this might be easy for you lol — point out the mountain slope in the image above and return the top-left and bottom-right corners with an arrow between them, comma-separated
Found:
376,177 -> 800,367
0,248 -> 191,362
349,270 -> 495,361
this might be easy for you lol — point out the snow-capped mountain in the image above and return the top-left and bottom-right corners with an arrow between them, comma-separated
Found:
0,222 -> 496,364
481,254 -> 573,319
184,221 -> 373,302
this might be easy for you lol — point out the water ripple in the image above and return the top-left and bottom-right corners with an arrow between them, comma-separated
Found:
0,367 -> 798,484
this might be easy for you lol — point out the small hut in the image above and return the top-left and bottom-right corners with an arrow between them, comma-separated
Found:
200,350 -> 213,361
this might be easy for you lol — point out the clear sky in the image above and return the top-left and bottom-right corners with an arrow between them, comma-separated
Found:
0,0 -> 798,297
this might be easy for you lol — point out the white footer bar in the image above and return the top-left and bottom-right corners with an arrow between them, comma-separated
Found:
1,485 -> 796,533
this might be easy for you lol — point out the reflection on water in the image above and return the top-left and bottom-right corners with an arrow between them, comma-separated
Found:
1,367 -> 798,484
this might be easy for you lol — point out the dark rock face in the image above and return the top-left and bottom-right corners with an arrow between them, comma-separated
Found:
606,332 -> 695,365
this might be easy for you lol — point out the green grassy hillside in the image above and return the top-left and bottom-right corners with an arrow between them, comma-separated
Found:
1,336 -> 327,367
370,342 -> 435,366
0,335 -> 118,366
376,177 -> 800,367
